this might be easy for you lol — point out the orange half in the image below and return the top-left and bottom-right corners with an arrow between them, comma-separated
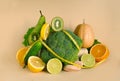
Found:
90,44 -> 109,62
16,47 -> 28,66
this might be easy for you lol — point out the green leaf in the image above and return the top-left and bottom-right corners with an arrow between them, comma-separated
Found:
22,27 -> 35,46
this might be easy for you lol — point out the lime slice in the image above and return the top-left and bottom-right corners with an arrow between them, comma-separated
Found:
47,58 -> 62,74
81,54 -> 95,68
51,17 -> 64,31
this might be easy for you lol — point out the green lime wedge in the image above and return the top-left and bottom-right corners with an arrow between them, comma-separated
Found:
47,58 -> 62,74
51,17 -> 64,31
81,54 -> 95,68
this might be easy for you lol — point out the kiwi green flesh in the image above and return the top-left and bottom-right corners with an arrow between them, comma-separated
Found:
51,17 -> 64,31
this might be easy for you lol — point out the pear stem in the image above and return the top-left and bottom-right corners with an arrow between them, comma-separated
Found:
83,19 -> 85,24
40,10 -> 43,16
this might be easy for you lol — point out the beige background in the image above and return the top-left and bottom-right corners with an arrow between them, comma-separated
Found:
0,0 -> 120,81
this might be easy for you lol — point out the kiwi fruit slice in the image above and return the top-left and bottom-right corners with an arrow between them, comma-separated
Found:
51,17 -> 64,31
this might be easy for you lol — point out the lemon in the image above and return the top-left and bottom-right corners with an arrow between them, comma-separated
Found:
47,58 -> 62,74
16,47 -> 28,67
40,23 -> 50,40
28,56 -> 45,73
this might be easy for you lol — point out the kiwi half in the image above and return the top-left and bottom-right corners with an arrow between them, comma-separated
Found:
51,16 -> 64,31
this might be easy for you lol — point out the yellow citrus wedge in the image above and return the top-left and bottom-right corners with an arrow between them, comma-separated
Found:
16,47 -> 28,67
40,23 -> 50,40
90,44 -> 109,62
28,56 -> 45,73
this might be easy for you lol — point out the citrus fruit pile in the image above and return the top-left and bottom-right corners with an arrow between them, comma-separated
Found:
16,11 -> 109,74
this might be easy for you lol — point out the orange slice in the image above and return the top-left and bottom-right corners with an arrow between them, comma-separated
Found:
90,44 -> 109,62
16,47 -> 28,66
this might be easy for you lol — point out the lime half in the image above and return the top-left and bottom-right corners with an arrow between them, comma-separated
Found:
47,58 -> 62,74
81,54 -> 95,68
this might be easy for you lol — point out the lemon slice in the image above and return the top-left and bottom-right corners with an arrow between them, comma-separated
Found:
47,58 -> 62,74
28,56 -> 45,73
16,47 -> 28,67
40,23 -> 50,40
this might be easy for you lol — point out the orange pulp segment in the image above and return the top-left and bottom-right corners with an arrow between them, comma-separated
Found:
90,44 -> 109,62
16,47 -> 28,66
